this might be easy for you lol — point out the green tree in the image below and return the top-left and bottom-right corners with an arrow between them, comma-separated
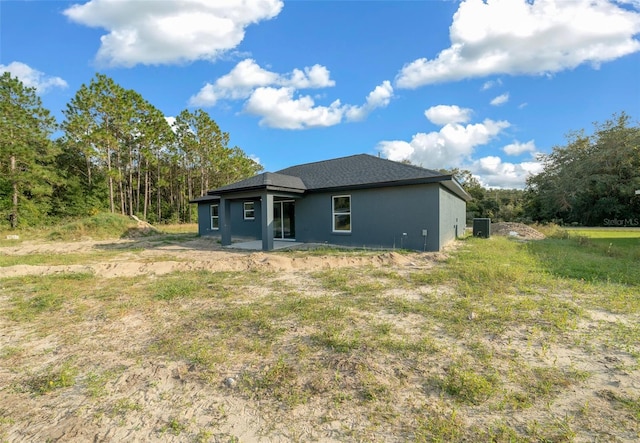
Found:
50,137 -> 108,218
60,75 -> 261,225
61,74 -> 123,214
0,72 -> 58,228
61,74 -> 175,219
173,109 -> 262,222
525,112 -> 640,225
136,101 -> 174,221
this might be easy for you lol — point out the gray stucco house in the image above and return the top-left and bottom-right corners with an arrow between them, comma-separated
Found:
191,154 -> 471,251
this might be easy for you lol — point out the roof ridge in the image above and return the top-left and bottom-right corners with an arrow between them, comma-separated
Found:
366,154 -> 443,175
275,153 -> 366,172
276,153 -> 444,176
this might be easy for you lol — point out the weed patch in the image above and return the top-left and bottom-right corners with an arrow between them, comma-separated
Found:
240,356 -> 309,408
414,403 -> 463,442
440,360 -> 499,405
83,365 -> 127,398
47,213 -> 139,241
23,361 -> 77,395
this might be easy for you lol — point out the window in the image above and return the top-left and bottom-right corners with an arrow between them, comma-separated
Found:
210,204 -> 219,230
332,195 -> 351,232
244,201 -> 255,220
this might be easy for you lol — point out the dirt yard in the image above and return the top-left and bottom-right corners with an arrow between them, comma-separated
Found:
0,236 -> 442,279
0,235 -> 638,442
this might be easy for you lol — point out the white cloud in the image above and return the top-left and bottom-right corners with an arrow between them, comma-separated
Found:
470,156 -> 543,188
377,105 -> 547,187
189,59 -> 335,107
164,116 -> 177,133
481,79 -> 502,90
424,105 -> 472,125
0,61 -> 67,93
396,0 -> 640,88
377,118 -> 510,169
244,87 -> 345,130
249,154 -> 262,166
490,92 -> 509,106
503,140 -> 536,156
287,65 -> 336,89
243,80 -> 394,129
190,59 -> 393,129
345,81 -> 394,122
64,0 -> 283,67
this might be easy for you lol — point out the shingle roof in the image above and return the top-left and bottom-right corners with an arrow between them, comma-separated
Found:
207,154 -> 470,201
190,194 -> 220,203
210,172 -> 306,193
276,154 -> 441,190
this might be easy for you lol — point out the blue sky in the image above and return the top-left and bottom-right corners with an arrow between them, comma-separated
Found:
1,0 -> 639,188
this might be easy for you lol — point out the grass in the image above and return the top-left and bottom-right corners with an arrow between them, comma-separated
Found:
0,250 -> 125,267
441,360 -> 499,405
84,365 -> 127,398
160,417 -> 187,436
1,225 -> 639,441
158,223 -> 198,234
0,214 -> 197,245
47,213 -> 142,241
528,227 -> 640,286
23,360 -> 77,395
414,402 -> 463,442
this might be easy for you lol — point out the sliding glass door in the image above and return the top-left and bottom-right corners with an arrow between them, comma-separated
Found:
273,200 -> 295,240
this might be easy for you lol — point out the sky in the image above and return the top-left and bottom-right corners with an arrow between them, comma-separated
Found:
1,0 -> 639,189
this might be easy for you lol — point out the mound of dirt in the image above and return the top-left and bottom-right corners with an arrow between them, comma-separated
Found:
491,222 -> 545,240
122,216 -> 161,238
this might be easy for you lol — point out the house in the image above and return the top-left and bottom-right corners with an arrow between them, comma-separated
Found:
191,154 -> 471,251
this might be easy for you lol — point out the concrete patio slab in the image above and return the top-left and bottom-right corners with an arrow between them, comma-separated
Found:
225,240 -> 303,251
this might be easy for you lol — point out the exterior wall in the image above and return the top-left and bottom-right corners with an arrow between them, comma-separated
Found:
197,202 -> 219,237
438,186 -> 466,248
295,184 -> 443,251
230,199 -> 261,239
197,184 -> 466,251
197,199 -> 261,240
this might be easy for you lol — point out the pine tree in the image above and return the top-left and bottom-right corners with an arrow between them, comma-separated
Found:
0,72 -> 58,228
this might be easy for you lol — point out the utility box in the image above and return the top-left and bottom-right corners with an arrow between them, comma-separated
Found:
473,218 -> 491,238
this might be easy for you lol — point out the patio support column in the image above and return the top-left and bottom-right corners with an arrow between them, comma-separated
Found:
261,192 -> 274,251
220,197 -> 232,246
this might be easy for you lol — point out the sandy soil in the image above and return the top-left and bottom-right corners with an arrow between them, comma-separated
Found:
1,235 -> 638,442
491,222 -> 547,240
0,237 -> 441,279
0,237 -> 443,442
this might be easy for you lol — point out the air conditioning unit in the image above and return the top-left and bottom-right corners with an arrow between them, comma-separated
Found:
473,218 -> 491,238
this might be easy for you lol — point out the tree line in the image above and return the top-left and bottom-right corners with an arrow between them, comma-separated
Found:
1,72 -> 262,228
525,112 -> 639,226
1,69 -> 637,229
450,112 -> 639,226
